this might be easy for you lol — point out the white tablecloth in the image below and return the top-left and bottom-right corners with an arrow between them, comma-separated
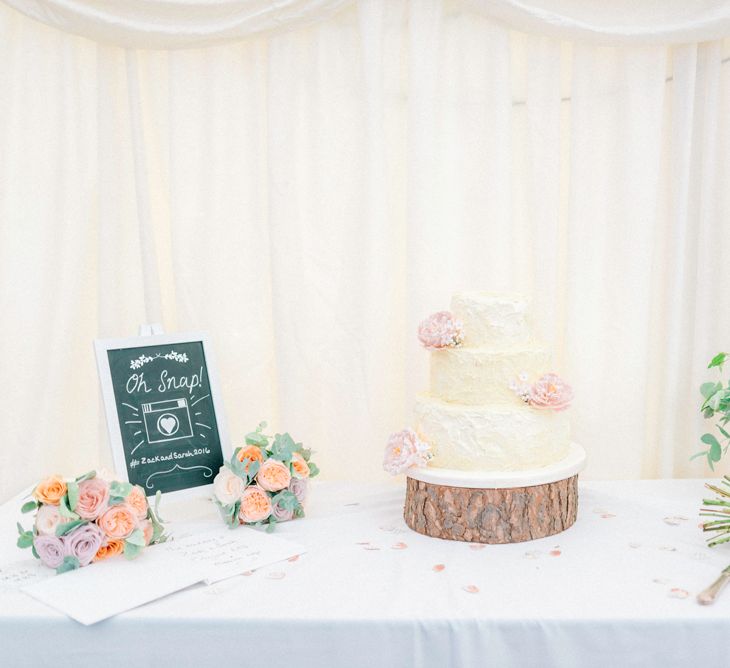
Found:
1,479 -> 729,667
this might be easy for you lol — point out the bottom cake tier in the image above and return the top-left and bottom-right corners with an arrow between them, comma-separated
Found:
415,394 -> 571,471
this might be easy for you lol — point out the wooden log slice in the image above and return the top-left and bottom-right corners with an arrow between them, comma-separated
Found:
404,474 -> 578,544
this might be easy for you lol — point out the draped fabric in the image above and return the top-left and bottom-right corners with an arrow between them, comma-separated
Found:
1,0 -> 729,501
3,0 -> 730,48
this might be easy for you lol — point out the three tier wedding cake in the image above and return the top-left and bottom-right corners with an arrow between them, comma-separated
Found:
386,292 -> 586,544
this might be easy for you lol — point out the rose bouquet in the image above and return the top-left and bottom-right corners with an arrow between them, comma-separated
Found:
213,422 -> 318,531
16,471 -> 166,574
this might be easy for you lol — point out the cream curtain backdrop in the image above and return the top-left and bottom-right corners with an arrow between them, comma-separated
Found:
1,0 -> 729,501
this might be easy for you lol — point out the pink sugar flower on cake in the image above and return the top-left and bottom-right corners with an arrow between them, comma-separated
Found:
383,428 -> 432,475
528,373 -> 573,411
417,311 -> 464,351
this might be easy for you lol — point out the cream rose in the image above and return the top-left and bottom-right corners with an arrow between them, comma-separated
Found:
35,504 -> 64,536
97,504 -> 138,540
256,459 -> 291,492
213,467 -> 245,506
238,485 -> 272,523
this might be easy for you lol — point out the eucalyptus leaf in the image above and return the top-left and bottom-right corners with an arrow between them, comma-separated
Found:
16,522 -> 26,536
31,544 -> 39,560
74,470 -> 96,483
124,541 -> 142,560
56,556 -> 80,574
17,532 -> 34,549
67,481 -> 79,512
20,500 -> 37,514
58,495 -> 79,520
56,519 -> 87,537
718,424 -> 730,439
308,462 -> 320,478
701,382 -> 722,400
126,528 -> 146,547
245,432 -> 269,448
709,352 -> 728,369
110,481 -> 133,498
690,450 -> 709,461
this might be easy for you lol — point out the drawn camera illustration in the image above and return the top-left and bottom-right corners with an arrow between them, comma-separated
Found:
142,398 -> 194,444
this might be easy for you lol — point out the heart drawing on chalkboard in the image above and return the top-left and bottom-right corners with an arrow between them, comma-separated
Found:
158,414 -> 179,436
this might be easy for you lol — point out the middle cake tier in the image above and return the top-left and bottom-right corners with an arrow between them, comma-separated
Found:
430,344 -> 549,405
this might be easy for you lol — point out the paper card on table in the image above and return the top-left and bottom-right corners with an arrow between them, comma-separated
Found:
161,526 -> 306,584
0,559 -> 52,592
22,547 -> 206,626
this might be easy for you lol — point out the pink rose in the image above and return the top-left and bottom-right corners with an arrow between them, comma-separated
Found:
125,485 -> 149,520
35,504 -> 64,536
97,504 -> 138,539
75,478 -> 110,520
256,459 -> 291,492
33,534 -> 65,569
140,519 -> 154,545
272,503 -> 294,522
65,523 -> 105,567
417,311 -> 464,351
383,428 -> 431,475
289,478 -> 308,504
529,373 -> 573,411
238,485 -> 272,523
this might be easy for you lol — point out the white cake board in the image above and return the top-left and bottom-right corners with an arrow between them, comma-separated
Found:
407,442 -> 586,489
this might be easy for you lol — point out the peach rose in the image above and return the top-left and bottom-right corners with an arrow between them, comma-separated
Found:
140,519 -> 154,545
291,452 -> 310,479
126,485 -> 149,520
94,539 -> 124,562
97,504 -> 138,539
75,478 -> 110,520
237,445 -> 265,472
238,485 -> 272,523
256,459 -> 291,492
33,475 -> 67,506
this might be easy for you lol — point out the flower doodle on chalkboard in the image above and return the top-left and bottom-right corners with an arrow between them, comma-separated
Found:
130,350 -> 189,370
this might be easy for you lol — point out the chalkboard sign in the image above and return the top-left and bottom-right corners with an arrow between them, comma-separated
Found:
95,332 -> 230,498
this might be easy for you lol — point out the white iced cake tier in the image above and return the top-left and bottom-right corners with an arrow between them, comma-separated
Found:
416,291 -> 572,473
451,292 -> 532,349
415,394 -> 570,471
430,344 -> 549,405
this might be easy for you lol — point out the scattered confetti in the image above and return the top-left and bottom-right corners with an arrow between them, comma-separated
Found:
287,555 -> 300,562
266,571 -> 286,580
433,564 -> 446,572
379,526 -> 395,532
391,542 -> 408,550
462,585 -> 480,594
658,545 -> 677,552
663,516 -> 688,526
628,542 -> 641,549
469,544 -> 487,551
364,546 -> 381,551
355,541 -> 370,545
601,514 -> 616,519
344,502 -> 360,507
592,508 -> 609,515
523,550 -> 541,560
549,549 -> 562,557
652,578 -> 669,585
242,571 -> 254,577
668,588 -> 689,599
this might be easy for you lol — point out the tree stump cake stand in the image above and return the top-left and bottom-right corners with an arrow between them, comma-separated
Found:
404,442 -> 586,544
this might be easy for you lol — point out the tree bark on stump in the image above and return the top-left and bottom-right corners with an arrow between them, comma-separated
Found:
404,475 -> 578,544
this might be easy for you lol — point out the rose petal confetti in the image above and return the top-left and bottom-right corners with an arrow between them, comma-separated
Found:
355,541 -> 370,545
391,542 -> 408,550
287,555 -> 300,562
601,514 -> 616,519
462,584 -> 480,594
266,571 -> 286,580
364,546 -> 381,551
433,564 -> 446,572
242,571 -> 254,577
668,588 -> 689,599
549,549 -> 562,557
628,542 -> 641,549
469,544 -> 487,550
523,550 -> 541,559
663,516 -> 688,526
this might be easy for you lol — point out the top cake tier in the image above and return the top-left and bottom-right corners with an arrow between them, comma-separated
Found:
451,292 -> 532,349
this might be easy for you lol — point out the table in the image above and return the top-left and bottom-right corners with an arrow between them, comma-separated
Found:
1,479 -> 729,668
